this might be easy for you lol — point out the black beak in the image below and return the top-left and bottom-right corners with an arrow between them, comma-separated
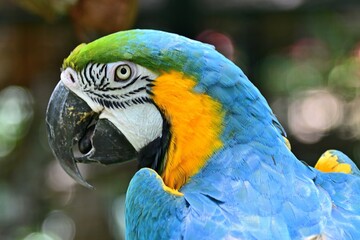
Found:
46,82 -> 137,188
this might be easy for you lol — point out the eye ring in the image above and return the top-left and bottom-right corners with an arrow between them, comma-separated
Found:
115,64 -> 132,81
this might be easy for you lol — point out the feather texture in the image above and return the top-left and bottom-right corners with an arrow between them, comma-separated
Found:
64,29 -> 360,239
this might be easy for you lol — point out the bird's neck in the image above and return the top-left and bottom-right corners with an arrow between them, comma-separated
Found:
152,71 -> 224,190
151,70 -> 283,190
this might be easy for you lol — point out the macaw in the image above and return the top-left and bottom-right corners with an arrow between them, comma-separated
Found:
46,29 -> 360,239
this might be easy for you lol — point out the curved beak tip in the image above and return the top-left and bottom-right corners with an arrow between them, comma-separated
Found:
59,158 -> 94,189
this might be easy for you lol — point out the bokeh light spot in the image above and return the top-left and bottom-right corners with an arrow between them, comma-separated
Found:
23,232 -> 54,240
343,97 -> 360,139
42,210 -> 76,240
0,86 -> 33,158
288,89 -> 344,143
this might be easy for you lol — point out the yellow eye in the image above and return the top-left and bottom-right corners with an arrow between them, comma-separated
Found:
115,64 -> 131,81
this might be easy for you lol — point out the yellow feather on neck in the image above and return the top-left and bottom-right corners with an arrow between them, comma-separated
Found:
152,71 -> 224,190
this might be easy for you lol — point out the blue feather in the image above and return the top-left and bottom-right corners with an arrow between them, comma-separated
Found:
112,30 -> 360,239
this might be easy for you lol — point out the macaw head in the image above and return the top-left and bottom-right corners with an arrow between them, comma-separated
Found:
46,29 -> 286,189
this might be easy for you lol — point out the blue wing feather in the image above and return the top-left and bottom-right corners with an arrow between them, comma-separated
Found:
125,168 -> 187,240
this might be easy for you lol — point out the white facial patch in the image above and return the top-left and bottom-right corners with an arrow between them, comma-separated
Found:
99,103 -> 163,151
60,61 -> 163,151
61,68 -> 104,112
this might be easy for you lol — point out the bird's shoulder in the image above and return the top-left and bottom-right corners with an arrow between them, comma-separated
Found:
181,145 -> 327,239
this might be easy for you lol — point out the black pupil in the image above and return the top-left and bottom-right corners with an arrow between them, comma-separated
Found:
120,67 -> 127,75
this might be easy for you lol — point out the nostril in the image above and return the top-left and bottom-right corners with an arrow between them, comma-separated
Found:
79,124 -> 95,154
69,74 -> 75,83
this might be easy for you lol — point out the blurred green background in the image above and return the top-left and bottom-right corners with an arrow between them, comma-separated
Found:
0,0 -> 359,239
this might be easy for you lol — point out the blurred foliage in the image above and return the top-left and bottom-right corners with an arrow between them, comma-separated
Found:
14,0 -> 138,40
15,0 -> 76,20
0,0 -> 359,239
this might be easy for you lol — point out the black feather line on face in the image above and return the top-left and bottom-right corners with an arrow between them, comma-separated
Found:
137,107 -> 171,175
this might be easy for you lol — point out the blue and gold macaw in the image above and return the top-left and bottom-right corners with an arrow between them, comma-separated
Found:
46,29 -> 360,239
